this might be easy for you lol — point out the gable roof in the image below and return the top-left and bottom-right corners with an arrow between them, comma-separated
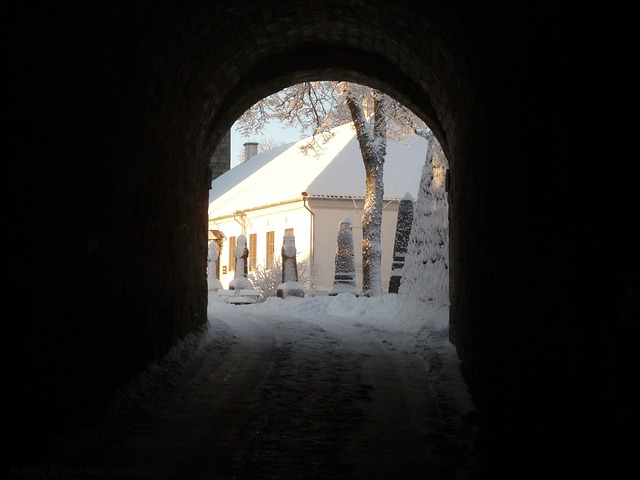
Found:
209,122 -> 428,218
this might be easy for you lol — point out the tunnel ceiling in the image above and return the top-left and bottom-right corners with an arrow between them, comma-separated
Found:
114,0 -> 508,164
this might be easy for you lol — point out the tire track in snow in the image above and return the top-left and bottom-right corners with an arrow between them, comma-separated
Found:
47,308 -> 478,479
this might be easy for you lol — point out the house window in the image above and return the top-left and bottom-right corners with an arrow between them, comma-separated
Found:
228,236 -> 236,272
249,233 -> 257,272
266,231 -> 275,268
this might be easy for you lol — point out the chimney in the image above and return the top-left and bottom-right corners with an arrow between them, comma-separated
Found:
243,142 -> 258,162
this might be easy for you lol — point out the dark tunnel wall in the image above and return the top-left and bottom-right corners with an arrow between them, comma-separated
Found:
6,1 -> 636,474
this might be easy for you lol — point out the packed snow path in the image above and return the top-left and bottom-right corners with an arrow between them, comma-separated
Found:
50,295 -> 479,479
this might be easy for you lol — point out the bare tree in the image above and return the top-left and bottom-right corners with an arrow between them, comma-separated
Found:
236,81 -> 425,296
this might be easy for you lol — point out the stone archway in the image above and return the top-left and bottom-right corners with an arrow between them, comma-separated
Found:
7,2 -> 635,474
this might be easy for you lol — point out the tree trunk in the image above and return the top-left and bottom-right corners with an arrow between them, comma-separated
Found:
361,157 -> 384,296
343,88 -> 387,296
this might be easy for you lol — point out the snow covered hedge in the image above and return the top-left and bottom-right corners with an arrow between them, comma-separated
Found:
394,132 -> 449,331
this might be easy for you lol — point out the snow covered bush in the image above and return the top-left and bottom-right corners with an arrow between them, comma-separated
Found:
249,258 -> 312,301
394,131 -> 449,331
248,259 -> 282,301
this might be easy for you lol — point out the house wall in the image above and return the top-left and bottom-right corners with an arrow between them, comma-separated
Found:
309,198 -> 400,295
209,200 -> 312,289
210,197 -> 403,296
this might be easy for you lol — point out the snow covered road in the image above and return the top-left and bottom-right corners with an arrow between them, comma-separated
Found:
49,294 -> 479,479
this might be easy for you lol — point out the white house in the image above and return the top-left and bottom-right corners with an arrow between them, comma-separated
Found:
208,122 -> 428,295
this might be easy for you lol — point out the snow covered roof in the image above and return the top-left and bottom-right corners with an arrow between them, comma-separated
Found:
209,122 -> 428,218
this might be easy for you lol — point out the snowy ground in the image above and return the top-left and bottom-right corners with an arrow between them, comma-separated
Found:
47,293 -> 480,479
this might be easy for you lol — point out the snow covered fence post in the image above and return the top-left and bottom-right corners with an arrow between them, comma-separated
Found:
229,234 -> 254,290
329,218 -> 359,296
276,231 -> 305,298
207,242 -> 223,291
388,192 -> 414,293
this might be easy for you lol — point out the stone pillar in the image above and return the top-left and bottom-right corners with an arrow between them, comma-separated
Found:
207,242 -> 224,291
229,234 -> 253,290
329,218 -> 359,296
277,231 -> 305,298
388,192 -> 414,293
